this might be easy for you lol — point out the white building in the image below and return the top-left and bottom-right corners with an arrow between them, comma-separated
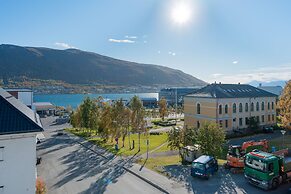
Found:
5,88 -> 33,108
0,88 -> 43,194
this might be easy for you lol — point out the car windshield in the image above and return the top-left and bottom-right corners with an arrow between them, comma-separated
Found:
192,162 -> 205,171
245,155 -> 267,172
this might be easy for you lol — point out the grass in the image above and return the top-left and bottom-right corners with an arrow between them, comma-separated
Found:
269,134 -> 291,151
66,128 -> 168,156
137,155 -> 181,172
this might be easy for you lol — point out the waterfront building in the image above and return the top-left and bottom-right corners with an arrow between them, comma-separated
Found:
184,83 -> 277,133
5,88 -> 33,108
159,87 -> 201,106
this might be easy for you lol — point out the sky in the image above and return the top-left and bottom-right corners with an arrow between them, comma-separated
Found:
1,0 -> 291,84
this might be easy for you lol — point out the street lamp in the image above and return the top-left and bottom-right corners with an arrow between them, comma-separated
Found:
281,130 -> 286,148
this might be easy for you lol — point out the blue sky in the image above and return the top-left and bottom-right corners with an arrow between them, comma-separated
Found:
1,0 -> 291,84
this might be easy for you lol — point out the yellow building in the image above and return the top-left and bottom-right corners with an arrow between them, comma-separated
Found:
184,83 -> 277,133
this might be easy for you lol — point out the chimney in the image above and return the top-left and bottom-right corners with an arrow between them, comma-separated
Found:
259,83 -> 262,87
238,82 -> 240,85
219,82 -> 221,84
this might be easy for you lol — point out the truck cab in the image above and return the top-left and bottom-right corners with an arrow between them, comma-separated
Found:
244,149 -> 291,190
191,155 -> 218,179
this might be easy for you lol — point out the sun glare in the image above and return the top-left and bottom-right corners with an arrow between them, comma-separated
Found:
171,2 -> 192,24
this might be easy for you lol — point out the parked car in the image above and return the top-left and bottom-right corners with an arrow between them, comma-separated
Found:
262,126 -> 274,133
191,155 -> 218,179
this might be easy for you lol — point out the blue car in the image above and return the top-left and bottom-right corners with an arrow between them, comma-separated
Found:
191,155 -> 218,179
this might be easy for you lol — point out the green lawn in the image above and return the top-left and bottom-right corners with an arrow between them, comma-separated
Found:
137,155 -> 181,172
66,128 -> 168,156
269,134 -> 291,151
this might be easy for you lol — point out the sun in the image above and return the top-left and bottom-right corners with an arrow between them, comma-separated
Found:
171,2 -> 192,24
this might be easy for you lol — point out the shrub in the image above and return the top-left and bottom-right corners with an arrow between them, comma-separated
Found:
36,177 -> 46,194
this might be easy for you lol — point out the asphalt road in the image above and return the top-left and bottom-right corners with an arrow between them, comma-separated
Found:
37,117 -> 163,194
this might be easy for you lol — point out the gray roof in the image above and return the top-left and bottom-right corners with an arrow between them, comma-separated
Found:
186,84 -> 278,99
0,88 -> 43,135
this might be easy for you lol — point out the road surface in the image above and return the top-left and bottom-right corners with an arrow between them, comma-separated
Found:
37,117 -> 163,194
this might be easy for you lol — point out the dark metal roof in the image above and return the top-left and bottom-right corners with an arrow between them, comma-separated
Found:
0,88 -> 43,135
186,84 -> 278,98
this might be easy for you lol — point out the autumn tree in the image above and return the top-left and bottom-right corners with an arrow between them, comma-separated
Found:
195,122 -> 226,157
158,97 -> 168,121
98,104 -> 113,141
130,96 -> 146,152
278,80 -> 291,130
124,107 -> 132,149
167,127 -> 196,160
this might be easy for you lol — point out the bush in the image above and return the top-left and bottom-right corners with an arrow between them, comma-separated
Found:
36,177 -> 46,194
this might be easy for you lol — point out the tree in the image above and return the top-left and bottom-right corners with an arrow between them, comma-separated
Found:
167,127 -> 196,159
98,104 -> 113,141
195,122 -> 225,157
158,97 -> 167,121
124,107 -> 132,149
278,80 -> 291,130
130,96 -> 146,152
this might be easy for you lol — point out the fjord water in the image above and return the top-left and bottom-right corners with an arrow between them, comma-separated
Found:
34,93 -> 158,109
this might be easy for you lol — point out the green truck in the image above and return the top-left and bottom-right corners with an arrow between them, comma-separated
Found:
244,149 -> 291,190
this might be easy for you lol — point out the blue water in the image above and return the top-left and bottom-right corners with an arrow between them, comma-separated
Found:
34,93 -> 158,109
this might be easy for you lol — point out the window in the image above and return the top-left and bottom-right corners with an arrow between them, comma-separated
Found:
197,103 -> 201,114
225,120 -> 228,128
245,103 -> 248,112
268,115 -> 271,122
272,102 -> 274,110
0,147 -> 3,162
251,102 -> 254,112
225,104 -> 228,114
256,102 -> 259,111
239,118 -> 243,126
272,114 -> 275,121
262,115 -> 265,123
233,103 -> 237,113
197,121 -> 200,128
239,103 -> 243,113
245,117 -> 249,125
219,120 -> 223,128
219,105 -> 222,114
268,163 -> 274,172
256,116 -> 260,123
268,102 -> 270,110
261,102 -> 264,111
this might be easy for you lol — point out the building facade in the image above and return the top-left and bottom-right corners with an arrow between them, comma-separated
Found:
5,88 -> 33,108
159,87 -> 202,106
0,88 -> 43,194
184,84 -> 277,133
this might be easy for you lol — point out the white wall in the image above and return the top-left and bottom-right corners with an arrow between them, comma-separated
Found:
18,92 -> 33,107
0,134 -> 36,194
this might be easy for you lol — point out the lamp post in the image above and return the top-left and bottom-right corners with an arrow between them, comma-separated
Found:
281,130 -> 286,148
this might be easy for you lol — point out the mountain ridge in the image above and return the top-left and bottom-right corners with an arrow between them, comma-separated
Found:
0,44 -> 206,87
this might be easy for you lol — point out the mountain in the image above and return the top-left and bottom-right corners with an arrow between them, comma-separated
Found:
0,44 -> 206,87
248,80 -> 287,88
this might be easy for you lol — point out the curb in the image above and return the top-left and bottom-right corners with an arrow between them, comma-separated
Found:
64,132 -> 169,194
